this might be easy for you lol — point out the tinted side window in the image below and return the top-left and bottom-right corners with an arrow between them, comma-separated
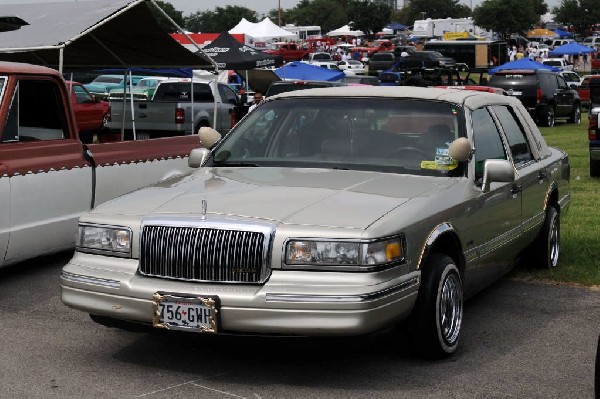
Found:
472,107 -> 506,180
218,84 -> 238,105
492,105 -> 533,166
3,80 -> 68,142
556,76 -> 568,89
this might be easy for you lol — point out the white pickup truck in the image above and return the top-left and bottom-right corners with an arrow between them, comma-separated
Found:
108,79 -> 243,139
0,62 -> 200,269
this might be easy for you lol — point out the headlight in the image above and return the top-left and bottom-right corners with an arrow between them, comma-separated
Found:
285,235 -> 405,271
77,223 -> 132,257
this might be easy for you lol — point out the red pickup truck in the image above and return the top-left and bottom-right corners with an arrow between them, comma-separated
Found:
0,61 -> 200,268
592,51 -> 600,74
66,81 -> 110,143
264,43 -> 310,62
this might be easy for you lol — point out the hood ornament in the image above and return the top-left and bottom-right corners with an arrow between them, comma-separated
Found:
201,199 -> 207,220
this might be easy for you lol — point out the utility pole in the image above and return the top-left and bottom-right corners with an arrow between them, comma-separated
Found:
278,0 -> 282,27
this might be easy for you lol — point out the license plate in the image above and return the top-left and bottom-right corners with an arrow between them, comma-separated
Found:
152,293 -> 220,333
508,91 -> 522,96
136,132 -> 150,140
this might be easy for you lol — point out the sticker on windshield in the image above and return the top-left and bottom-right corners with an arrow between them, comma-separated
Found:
420,147 -> 458,170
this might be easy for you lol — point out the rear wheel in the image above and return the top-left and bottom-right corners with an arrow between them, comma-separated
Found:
535,207 -> 560,269
570,105 -> 581,124
408,254 -> 463,359
541,106 -> 555,127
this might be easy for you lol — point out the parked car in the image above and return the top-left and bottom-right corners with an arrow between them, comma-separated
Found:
66,81 -> 110,143
396,51 -> 457,70
108,76 -> 170,101
488,69 -> 581,127
61,86 -> 570,359
84,74 -> 147,100
337,59 -> 367,75
582,36 -> 600,49
549,39 -> 574,48
559,71 -> 582,87
367,51 -> 396,75
305,52 -> 334,64
542,58 -> 573,71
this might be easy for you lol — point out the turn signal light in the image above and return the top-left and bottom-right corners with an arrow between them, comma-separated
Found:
175,108 -> 185,124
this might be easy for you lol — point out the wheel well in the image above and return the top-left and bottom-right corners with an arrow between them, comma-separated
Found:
422,232 -> 465,277
547,188 -> 560,214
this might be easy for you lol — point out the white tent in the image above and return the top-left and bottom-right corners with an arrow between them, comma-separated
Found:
229,17 -> 297,41
327,24 -> 364,37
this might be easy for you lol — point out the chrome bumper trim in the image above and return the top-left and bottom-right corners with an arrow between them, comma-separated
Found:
265,277 -> 419,303
60,271 -> 121,289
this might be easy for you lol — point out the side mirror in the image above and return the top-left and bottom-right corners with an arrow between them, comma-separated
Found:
188,148 -> 210,168
198,126 -> 221,149
448,137 -> 472,162
482,159 -> 515,193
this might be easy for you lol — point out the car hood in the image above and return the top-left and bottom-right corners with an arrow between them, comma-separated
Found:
92,167 -> 457,229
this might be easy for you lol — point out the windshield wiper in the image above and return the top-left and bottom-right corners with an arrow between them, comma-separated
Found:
212,160 -> 261,167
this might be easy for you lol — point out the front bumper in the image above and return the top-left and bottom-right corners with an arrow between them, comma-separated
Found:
60,252 -> 420,336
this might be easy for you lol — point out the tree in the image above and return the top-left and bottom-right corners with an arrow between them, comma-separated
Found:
182,6 -> 257,33
473,0 -> 545,38
402,0 -> 472,24
347,0 -> 392,35
151,0 -> 185,32
553,0 -> 600,35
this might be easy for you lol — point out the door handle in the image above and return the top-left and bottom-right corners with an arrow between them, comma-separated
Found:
511,184 -> 522,195
538,171 -> 546,181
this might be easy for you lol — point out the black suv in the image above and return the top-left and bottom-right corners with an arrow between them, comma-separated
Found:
397,51 -> 457,69
488,69 -> 581,127
367,52 -> 396,75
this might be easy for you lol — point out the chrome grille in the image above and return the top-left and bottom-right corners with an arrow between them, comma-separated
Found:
139,219 -> 273,284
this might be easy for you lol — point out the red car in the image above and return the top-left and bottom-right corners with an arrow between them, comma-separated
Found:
66,81 -> 110,142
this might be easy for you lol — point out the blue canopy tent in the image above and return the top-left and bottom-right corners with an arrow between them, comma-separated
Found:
386,22 -> 408,31
553,29 -> 573,38
549,42 -> 595,57
488,58 -> 560,74
274,61 -> 345,81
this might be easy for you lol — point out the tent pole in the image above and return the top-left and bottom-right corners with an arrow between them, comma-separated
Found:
129,70 -> 136,140
213,72 -> 218,130
59,46 -> 64,74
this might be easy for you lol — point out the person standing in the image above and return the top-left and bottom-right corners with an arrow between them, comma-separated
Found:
248,92 -> 263,113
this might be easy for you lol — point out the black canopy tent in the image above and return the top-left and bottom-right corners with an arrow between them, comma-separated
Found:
202,31 -> 283,70
0,0 -> 216,71
202,31 -> 283,92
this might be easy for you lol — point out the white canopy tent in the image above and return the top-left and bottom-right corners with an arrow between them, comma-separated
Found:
229,17 -> 297,41
327,24 -> 364,37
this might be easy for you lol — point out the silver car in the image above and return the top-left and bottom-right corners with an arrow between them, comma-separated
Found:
61,86 -> 570,358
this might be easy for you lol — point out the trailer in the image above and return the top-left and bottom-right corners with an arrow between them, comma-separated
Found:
412,18 -> 489,39
424,40 -> 508,69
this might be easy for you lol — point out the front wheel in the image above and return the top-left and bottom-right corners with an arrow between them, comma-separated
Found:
408,254 -> 463,359
541,106 -> 555,127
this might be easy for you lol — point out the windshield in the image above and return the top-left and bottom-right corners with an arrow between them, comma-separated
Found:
210,98 -> 464,176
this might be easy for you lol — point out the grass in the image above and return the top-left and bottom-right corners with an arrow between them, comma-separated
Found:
510,113 -> 600,286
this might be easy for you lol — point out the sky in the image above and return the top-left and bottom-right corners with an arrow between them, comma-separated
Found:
5,0 -> 563,18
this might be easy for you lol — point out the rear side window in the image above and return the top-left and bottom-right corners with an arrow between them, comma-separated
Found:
472,107 -> 506,180
492,105 -> 533,165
